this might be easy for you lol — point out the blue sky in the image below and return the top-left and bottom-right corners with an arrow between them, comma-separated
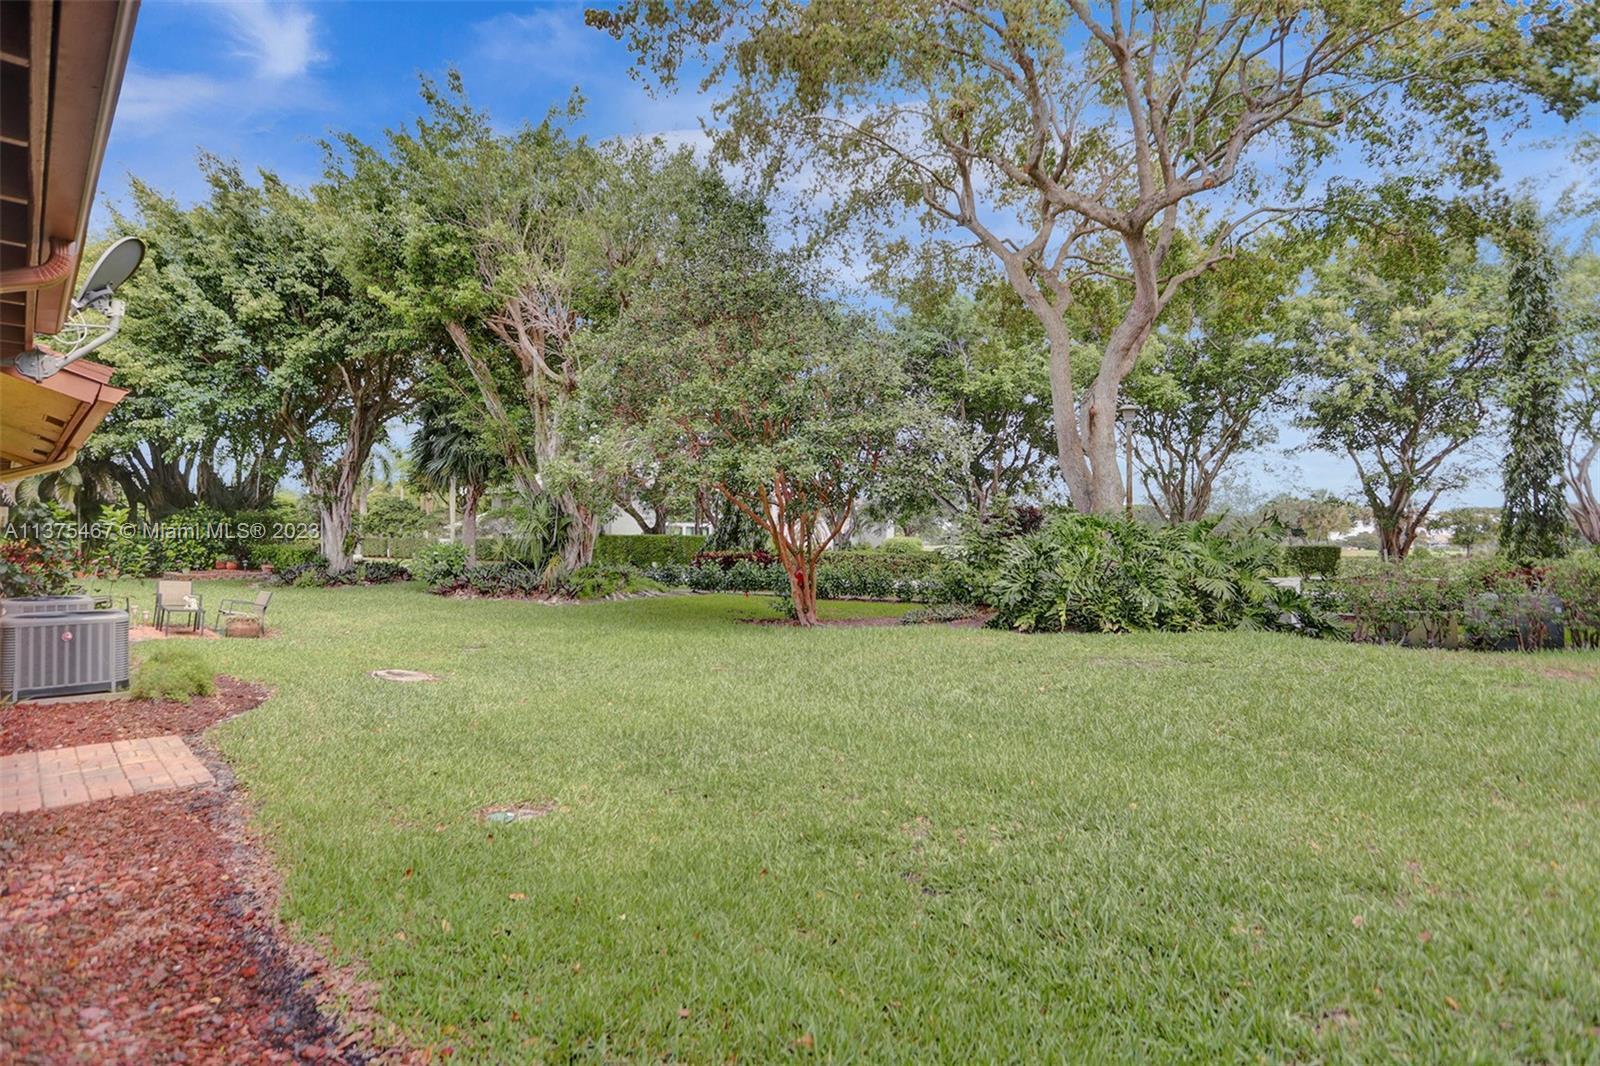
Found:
96,0 -> 1598,511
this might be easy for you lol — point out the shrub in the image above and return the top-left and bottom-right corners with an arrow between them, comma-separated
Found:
248,542 -> 321,570
358,560 -> 411,584
1282,544 -> 1341,578
411,543 -> 468,587
593,533 -> 707,567
1335,568 -> 1460,646
1546,551 -> 1600,648
899,603 -> 980,625
0,539 -> 77,598
131,645 -> 214,702
563,564 -> 666,600
428,561 -> 548,597
1453,561 -> 1558,652
148,504 -> 233,571
649,547 -> 957,602
1323,556 -> 1583,651
988,514 -> 1336,635
880,536 -> 927,555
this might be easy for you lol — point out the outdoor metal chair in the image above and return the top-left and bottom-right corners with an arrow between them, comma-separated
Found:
154,580 -> 203,634
216,590 -> 272,636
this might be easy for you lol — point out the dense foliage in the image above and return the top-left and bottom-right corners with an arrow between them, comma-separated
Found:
985,515 -> 1335,635
1324,553 -> 1600,651
592,534 -> 706,568
1290,228 -> 1504,560
1281,545 -> 1341,579
0,540 -> 77,598
1499,202 -> 1569,561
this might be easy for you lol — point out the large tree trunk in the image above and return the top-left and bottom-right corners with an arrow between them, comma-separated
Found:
1568,441 -> 1600,545
316,496 -> 355,572
786,559 -> 819,627
559,495 -> 597,570
1009,249 -> 1159,514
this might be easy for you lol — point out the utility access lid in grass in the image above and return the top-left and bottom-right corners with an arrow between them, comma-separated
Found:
369,669 -> 437,683
478,802 -> 560,824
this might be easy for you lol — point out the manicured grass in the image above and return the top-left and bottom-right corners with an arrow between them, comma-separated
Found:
91,579 -> 1600,1061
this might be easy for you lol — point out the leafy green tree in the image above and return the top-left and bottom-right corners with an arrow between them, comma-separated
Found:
361,492 -> 430,558
1263,491 -> 1355,543
86,214 -> 288,518
1290,238 -> 1503,560
561,143 -> 771,535
594,0 -> 1598,514
102,161 -> 417,567
1126,243 -> 1302,523
1434,507 -> 1500,555
582,250 -> 927,625
1500,202 -> 1570,560
336,77 -> 741,567
891,285 -> 1055,520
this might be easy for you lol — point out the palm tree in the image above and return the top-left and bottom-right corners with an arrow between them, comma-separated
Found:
409,401 -> 501,565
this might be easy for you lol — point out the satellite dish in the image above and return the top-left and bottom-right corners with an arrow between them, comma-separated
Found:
11,235 -> 146,381
75,236 -> 145,307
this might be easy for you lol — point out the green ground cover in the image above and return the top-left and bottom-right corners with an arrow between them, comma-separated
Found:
91,578 -> 1600,1062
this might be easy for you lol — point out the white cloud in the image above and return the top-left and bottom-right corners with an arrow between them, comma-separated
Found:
223,1 -> 323,80
471,7 -> 596,79
115,68 -> 227,128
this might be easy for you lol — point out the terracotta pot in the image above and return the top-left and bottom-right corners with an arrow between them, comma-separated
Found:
260,564 -> 276,575
224,560 -> 240,570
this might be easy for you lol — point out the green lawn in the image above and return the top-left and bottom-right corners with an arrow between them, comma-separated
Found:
93,579 -> 1600,1061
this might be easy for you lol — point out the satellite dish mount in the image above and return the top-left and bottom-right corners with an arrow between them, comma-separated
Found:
13,236 -> 145,381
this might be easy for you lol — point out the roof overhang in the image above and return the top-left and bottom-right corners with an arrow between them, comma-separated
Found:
0,350 -> 127,479
0,0 -> 139,484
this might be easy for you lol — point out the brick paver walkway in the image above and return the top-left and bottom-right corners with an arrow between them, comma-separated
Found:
0,736 -> 213,815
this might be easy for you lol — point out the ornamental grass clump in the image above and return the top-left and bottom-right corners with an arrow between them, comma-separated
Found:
132,645 -> 215,702
988,514 -> 1336,635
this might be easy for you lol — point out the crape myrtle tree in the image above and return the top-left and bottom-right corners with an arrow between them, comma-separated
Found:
579,250 -> 929,625
591,0 -> 1599,514
1124,237 -> 1303,523
1290,231 -> 1504,560
1498,201 -> 1569,560
1564,246 -> 1600,544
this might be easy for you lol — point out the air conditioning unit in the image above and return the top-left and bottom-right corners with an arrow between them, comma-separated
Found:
0,595 -> 99,618
0,608 -> 130,701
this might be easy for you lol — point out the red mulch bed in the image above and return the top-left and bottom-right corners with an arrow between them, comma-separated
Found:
0,677 -> 271,756
1,684 -> 410,1063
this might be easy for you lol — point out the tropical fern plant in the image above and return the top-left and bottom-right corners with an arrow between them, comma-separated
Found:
988,513 -> 1339,636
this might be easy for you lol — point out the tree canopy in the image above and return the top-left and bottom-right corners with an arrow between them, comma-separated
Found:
593,0 -> 1600,513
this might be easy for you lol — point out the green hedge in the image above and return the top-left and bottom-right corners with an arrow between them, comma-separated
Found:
594,533 -> 707,567
247,542 -> 323,570
1282,544 -> 1341,578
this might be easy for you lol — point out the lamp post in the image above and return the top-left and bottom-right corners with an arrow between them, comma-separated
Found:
1118,399 -> 1138,520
